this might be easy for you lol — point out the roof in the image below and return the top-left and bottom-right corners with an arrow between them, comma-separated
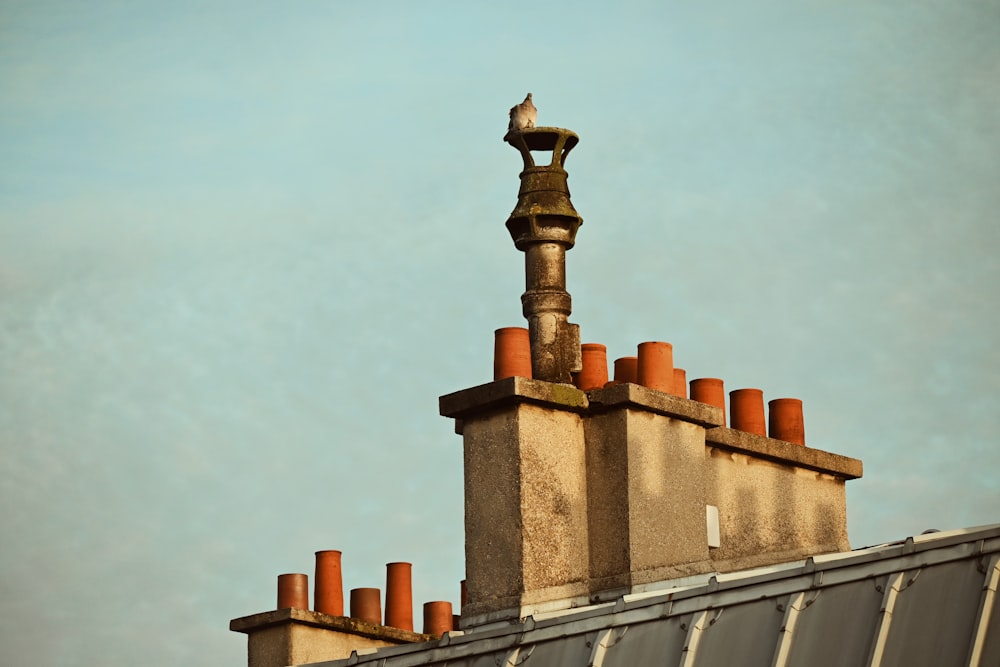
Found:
314,524 -> 1000,667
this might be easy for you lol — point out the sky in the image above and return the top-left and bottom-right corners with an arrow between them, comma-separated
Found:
1,1 -> 998,664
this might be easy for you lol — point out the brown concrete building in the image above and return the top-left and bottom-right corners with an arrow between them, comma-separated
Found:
230,125 -> 1000,667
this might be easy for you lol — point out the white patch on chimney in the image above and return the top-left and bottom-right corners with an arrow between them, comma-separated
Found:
707,505 -> 721,548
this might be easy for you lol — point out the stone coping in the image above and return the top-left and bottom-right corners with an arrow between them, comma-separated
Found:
439,379 -> 860,479
229,608 -> 433,644
587,382 -> 724,428
439,378 -> 725,428
439,376 -> 588,419
705,427 -> 863,480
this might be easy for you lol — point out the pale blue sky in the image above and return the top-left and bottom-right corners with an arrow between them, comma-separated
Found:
2,1 -> 999,665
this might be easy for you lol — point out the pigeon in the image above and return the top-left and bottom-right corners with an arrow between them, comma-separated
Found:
507,93 -> 537,132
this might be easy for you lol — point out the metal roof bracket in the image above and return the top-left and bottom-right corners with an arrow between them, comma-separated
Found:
867,571 -> 906,666
587,626 -> 628,667
965,553 -> 1000,667
902,568 -> 922,591
504,645 -> 533,666
679,609 -> 723,667
771,591 -> 808,667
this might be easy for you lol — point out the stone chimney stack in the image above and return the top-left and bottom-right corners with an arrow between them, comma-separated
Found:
440,123 -> 863,627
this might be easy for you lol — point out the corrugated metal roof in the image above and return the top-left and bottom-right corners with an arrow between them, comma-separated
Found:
314,524 -> 1000,667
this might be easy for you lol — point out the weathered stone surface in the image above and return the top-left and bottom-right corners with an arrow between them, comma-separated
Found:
588,382 -> 724,428
586,407 -> 713,595
462,400 -> 590,621
585,409 -> 630,593
705,444 -> 852,571
705,427 -> 862,479
504,127 -> 584,384
440,376 -> 587,419
463,401 -> 588,615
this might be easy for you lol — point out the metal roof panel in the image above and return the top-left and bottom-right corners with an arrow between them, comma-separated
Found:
599,617 -> 688,667
783,576 -> 886,666
314,524 -> 1000,667
879,559 -> 987,667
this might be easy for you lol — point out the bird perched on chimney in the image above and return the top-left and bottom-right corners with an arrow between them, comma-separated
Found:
507,93 -> 537,133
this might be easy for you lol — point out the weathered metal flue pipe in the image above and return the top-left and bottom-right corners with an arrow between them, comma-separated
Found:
504,127 -> 583,383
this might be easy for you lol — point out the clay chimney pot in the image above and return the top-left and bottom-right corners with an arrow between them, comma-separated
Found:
314,550 -> 343,616
613,356 -> 638,384
349,587 -> 382,625
690,378 -> 726,426
730,388 -> 766,436
494,327 -> 532,380
384,562 -> 413,631
769,398 -> 805,445
576,343 -> 609,390
422,601 -> 454,637
637,341 -> 674,392
277,573 -> 309,611
673,367 -> 687,398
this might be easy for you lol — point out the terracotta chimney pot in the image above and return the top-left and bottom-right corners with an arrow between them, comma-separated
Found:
690,378 -> 726,426
637,341 -> 674,392
349,587 -> 382,625
314,550 -> 343,616
494,327 -> 532,380
384,562 -> 413,631
673,367 -> 687,398
576,343 -> 608,390
769,398 -> 805,445
422,601 -> 454,637
730,388 -> 766,436
277,573 -> 309,611
613,356 -> 638,384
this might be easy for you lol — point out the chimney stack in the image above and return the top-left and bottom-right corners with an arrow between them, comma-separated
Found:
233,553 -> 435,667
231,118 -> 868,667
441,123 -> 863,626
